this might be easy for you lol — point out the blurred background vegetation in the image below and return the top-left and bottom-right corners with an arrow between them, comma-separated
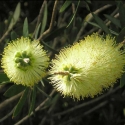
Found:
0,0 -> 125,125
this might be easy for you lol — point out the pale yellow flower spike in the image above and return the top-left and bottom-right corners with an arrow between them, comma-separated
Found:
1,37 -> 49,87
49,33 -> 125,100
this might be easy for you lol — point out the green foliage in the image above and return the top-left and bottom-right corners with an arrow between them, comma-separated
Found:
8,2 -> 21,30
120,73 -> 125,87
41,2 -> 48,34
4,85 -> 26,97
116,27 -> 125,43
92,13 -> 111,34
59,0 -> 72,13
23,17 -> 29,37
104,14 -> 121,28
0,73 -> 9,83
66,0 -> 80,27
28,85 -> 36,115
11,31 -> 18,40
117,1 -> 125,27
13,87 -> 29,117
0,1 -> 125,124
35,23 -> 41,39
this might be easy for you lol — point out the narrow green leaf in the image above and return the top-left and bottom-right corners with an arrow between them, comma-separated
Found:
118,2 -> 125,27
0,73 -> 9,82
13,87 -> 29,117
23,17 -> 29,37
11,31 -> 18,40
87,21 -> 118,36
104,14 -> 121,28
116,27 -> 125,43
41,2 -> 48,34
92,13 -> 111,34
8,2 -> 21,30
40,80 -> 45,87
43,26 -> 66,42
120,73 -> 125,87
59,0 -> 72,13
28,85 -> 36,115
109,29 -> 118,36
4,85 -> 26,97
0,81 -> 10,85
37,86 -> 51,99
41,40 -> 58,53
67,0 -> 80,28
84,0 -> 91,11
44,94 -> 59,107
87,21 -> 101,28
35,23 -> 41,39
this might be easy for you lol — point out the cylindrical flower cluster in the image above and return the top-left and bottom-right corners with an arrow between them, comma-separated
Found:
1,37 -> 49,87
49,33 -> 125,100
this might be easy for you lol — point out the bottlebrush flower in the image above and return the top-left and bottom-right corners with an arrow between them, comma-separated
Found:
1,37 -> 49,86
49,33 -> 125,100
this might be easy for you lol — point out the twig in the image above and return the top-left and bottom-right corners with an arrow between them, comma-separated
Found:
0,92 -> 22,111
14,89 -> 55,125
32,0 -> 47,37
98,13 -> 119,34
53,86 -> 120,117
59,101 -> 108,125
0,109 -> 13,122
0,28 -> 11,43
38,0 -> 59,41
39,94 -> 60,125
75,4 -> 112,42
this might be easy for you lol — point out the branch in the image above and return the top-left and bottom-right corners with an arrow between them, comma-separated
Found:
53,86 -> 120,117
0,92 -> 22,111
38,0 -> 59,41
14,89 -> 55,125
75,4 -> 112,42
32,0 -> 47,37
0,109 -> 13,122
0,28 -> 11,43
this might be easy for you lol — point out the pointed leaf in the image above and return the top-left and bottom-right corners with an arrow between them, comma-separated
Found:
67,0 -> 80,27
87,21 -> 118,36
60,0 -> 72,13
41,2 -> 48,34
41,40 -> 58,53
13,87 -> 29,117
116,27 -> 125,43
35,23 -> 41,39
11,31 -> 18,40
23,17 -> 29,37
104,14 -> 121,28
87,21 -> 101,28
28,85 -> 36,115
8,2 -> 21,30
37,86 -> 51,99
109,29 -> 118,36
120,73 -> 125,87
4,84 -> 26,97
118,2 -> 125,27
0,73 -> 9,82
92,13 -> 111,34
